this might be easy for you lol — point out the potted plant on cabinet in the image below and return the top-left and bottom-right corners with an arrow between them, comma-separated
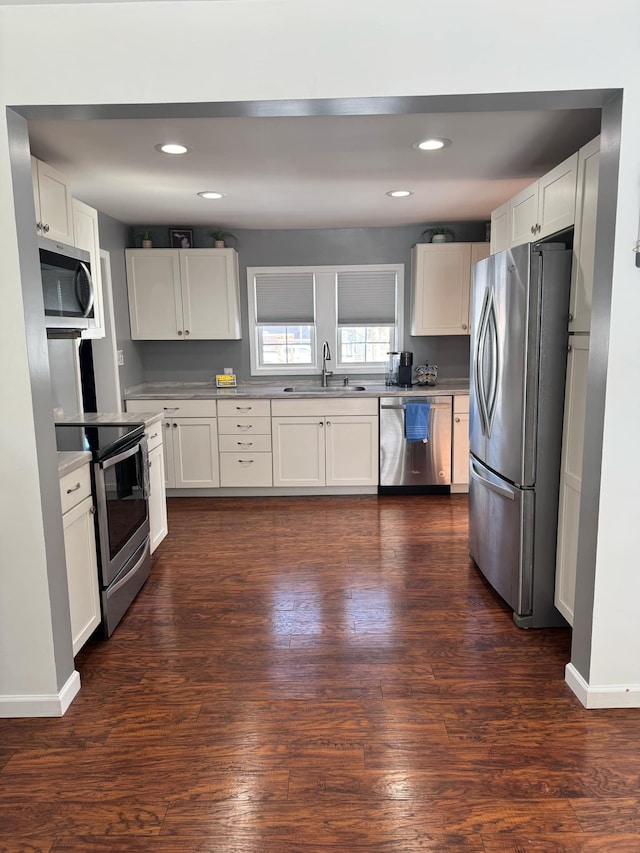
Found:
134,229 -> 153,249
420,225 -> 456,244
208,228 -> 238,249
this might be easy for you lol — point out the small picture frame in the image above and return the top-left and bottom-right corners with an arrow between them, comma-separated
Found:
169,228 -> 194,249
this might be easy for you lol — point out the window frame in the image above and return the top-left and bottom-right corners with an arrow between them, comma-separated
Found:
247,263 -> 404,377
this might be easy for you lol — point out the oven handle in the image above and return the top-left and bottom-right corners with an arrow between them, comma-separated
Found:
99,442 -> 141,470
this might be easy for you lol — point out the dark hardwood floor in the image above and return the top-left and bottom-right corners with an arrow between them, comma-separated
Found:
1,494 -> 639,852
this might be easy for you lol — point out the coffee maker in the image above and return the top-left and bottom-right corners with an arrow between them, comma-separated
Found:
397,351 -> 413,387
386,352 -> 400,386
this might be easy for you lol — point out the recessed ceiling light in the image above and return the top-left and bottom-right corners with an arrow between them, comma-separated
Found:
198,191 -> 226,200
412,138 -> 451,151
386,190 -> 413,198
155,143 -> 190,155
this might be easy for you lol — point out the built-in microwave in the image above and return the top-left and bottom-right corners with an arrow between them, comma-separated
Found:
39,236 -> 94,330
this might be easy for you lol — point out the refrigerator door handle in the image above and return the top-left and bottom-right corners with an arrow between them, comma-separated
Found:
470,459 -> 515,501
485,294 -> 499,432
475,288 -> 491,436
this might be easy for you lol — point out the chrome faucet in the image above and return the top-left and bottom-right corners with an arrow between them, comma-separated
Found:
321,340 -> 333,387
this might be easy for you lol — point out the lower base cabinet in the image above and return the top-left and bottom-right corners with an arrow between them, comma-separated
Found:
60,464 -> 101,655
145,423 -> 168,553
451,394 -> 470,491
272,398 -> 379,488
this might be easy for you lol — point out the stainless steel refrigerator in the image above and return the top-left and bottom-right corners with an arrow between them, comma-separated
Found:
469,242 -> 571,628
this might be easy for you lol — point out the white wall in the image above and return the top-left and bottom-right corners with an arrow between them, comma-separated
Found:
1,0 -> 639,709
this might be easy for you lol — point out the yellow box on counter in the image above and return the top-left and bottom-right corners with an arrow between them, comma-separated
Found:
215,374 -> 237,387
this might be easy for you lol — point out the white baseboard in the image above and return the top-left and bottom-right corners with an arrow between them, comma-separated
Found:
0,669 -> 81,718
565,663 -> 640,708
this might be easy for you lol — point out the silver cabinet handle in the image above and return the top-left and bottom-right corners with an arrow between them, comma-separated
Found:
462,323 -> 468,330
237,424 -> 252,430
173,423 -> 178,428
163,407 -> 179,411
66,482 -> 81,494
185,330 -> 190,336
326,420 -> 331,426
236,406 -> 252,412
43,223 -> 50,233
455,417 -> 461,423
319,422 -> 324,427
149,432 -> 159,439
177,330 -> 183,336
531,225 -> 536,234
237,441 -> 253,447
238,459 -> 254,465
165,421 -> 171,428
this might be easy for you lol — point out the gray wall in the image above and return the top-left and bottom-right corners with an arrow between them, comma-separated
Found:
132,221 -> 487,384
97,211 -> 145,393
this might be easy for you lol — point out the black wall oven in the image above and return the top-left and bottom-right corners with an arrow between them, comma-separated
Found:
56,422 -> 151,637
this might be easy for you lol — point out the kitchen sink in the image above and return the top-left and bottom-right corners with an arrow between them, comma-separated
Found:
283,385 -> 367,392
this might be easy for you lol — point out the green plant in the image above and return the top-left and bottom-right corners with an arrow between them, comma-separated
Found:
420,225 -> 456,243
208,228 -> 238,247
133,229 -> 152,245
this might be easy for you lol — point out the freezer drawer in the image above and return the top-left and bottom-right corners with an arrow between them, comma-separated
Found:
469,455 -> 533,617
379,396 -> 451,487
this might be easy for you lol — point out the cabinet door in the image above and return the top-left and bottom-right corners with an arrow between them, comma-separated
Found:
570,138 -> 600,333
509,181 -> 538,247
325,415 -> 378,486
171,418 -> 219,488
555,335 -> 590,626
126,250 -> 183,339
537,151 -> 578,239
32,157 -> 75,244
490,201 -> 510,254
162,420 -> 176,488
62,494 -> 101,655
179,249 -> 241,339
272,417 -> 325,487
411,243 -> 472,336
72,198 -> 105,339
148,441 -> 168,552
452,412 -> 470,486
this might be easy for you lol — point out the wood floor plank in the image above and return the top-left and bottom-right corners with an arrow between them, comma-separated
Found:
0,494 -> 638,851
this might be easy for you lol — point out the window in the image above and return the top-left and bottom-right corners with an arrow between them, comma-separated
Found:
247,264 -> 403,376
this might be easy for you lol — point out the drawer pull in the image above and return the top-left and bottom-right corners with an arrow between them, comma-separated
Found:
163,407 -> 179,411
149,432 -> 159,439
237,424 -> 253,430
237,441 -> 253,447
236,406 -> 252,412
238,459 -> 254,465
66,482 -> 82,494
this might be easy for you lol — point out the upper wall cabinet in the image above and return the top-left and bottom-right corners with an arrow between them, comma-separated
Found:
31,156 -> 75,245
509,152 -> 578,247
569,136 -> 600,333
125,248 -> 242,341
490,201 -> 510,255
411,242 -> 490,336
72,198 -> 105,339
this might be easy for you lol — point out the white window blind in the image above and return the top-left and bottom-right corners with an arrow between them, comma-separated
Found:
255,272 -> 315,323
337,270 -> 397,325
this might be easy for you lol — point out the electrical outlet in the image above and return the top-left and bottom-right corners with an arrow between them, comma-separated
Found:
117,350 -> 124,366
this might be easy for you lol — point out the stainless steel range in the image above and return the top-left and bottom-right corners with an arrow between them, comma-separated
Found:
56,422 -> 151,637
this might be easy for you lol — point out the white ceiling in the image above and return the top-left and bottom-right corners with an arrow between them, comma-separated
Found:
27,108 -> 601,230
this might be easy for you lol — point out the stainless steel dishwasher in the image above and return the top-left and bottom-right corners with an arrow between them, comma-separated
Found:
379,396 -> 452,493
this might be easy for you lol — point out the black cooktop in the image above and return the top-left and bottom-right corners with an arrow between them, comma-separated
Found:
55,422 -> 145,461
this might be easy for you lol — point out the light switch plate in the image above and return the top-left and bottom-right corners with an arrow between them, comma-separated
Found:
117,350 -> 124,366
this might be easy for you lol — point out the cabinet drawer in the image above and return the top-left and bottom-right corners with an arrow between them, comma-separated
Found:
59,463 -> 92,514
126,398 -> 217,418
219,452 -> 273,487
218,416 -> 271,435
454,394 -> 470,414
271,398 -> 378,417
218,433 -> 272,453
217,399 -> 270,418
145,421 -> 164,452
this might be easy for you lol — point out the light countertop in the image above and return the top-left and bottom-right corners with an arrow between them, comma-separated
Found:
124,379 -> 470,401
56,411 -> 164,428
57,450 -> 91,477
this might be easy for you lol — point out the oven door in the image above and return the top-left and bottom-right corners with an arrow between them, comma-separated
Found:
94,440 -> 150,587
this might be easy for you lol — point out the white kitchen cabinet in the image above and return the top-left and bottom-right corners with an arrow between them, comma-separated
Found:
451,394 -> 470,492
555,335 -> 590,626
490,201 -> 510,255
126,399 -> 219,489
411,242 -> 489,336
32,156 -> 75,244
509,152 -> 578,247
59,462 -> 101,655
569,136 -> 600,333
217,399 -> 273,487
125,248 -> 241,341
272,398 -> 378,488
145,422 -> 168,552
72,198 -> 105,339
